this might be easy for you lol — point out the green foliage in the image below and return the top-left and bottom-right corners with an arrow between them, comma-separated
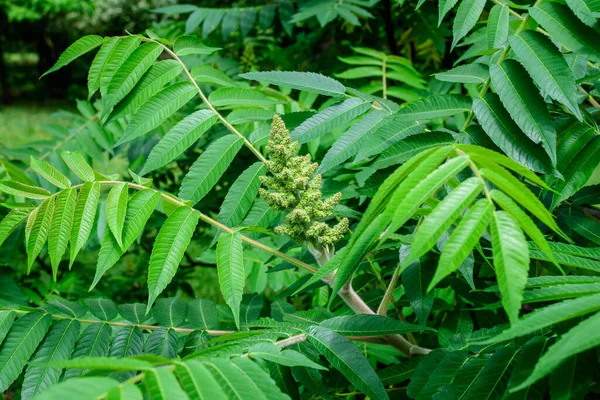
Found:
40,36 -> 104,78
1,0 -> 600,397
291,97 -> 371,144
336,46 -> 425,101
308,326 -> 389,400
241,71 -> 347,97
141,110 -> 218,175
93,190 -> 161,289
490,60 -> 557,165
0,298 -> 427,399
115,82 -> 197,146
216,231 -> 244,329
179,135 -> 244,205
147,207 -> 200,310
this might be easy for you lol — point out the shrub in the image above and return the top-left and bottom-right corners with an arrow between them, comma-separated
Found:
1,0 -> 599,398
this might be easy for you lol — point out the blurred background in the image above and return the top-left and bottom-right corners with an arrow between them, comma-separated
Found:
0,0 -> 176,146
0,0 -> 447,147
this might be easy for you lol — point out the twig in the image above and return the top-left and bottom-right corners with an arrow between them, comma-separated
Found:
377,263 -> 403,316
69,180 -> 318,274
11,309 -> 233,336
337,281 -> 431,356
146,38 -> 268,164
579,86 -> 600,108
312,248 -> 431,356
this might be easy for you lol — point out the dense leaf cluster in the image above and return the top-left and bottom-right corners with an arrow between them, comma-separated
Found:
0,0 -> 599,398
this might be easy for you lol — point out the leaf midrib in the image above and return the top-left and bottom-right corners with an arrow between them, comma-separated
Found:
496,63 -> 552,149
186,137 -> 242,202
124,83 -> 196,140
514,33 -> 576,111
151,210 -> 196,298
309,332 -> 380,398
0,314 -> 47,376
30,319 -> 77,395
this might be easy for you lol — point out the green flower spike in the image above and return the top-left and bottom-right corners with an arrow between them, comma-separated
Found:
259,115 -> 349,254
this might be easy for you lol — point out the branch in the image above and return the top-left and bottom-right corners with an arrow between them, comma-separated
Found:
9,309 -> 394,349
69,180 -> 318,274
145,37 -> 268,164
460,11 -> 532,132
63,181 -> 427,354
124,332 -> 311,386
382,56 -> 388,99
311,243 -> 431,356
338,281 -> 431,356
579,86 -> 600,108
10,309 -> 233,336
377,263 -> 402,316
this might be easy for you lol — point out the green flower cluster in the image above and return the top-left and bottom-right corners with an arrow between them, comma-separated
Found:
259,115 -> 349,248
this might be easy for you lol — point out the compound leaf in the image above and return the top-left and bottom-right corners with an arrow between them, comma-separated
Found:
307,326 -> 389,400
147,207 -> 200,311
216,231 -> 245,330
179,135 -> 244,205
115,82 -> 197,146
42,35 -> 103,77
240,71 -> 346,97
491,211 -> 530,323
